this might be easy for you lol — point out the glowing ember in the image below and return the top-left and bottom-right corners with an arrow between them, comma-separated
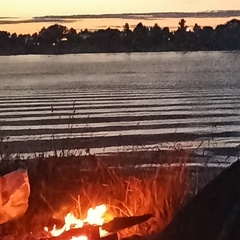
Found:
45,204 -> 108,240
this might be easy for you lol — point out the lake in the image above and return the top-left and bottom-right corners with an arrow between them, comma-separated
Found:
0,51 -> 240,158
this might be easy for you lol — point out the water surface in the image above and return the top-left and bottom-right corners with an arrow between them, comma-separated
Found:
0,52 -> 240,156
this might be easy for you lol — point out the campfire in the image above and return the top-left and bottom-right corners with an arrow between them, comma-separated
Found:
42,204 -> 152,240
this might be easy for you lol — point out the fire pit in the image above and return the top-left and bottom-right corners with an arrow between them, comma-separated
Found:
41,204 -> 152,240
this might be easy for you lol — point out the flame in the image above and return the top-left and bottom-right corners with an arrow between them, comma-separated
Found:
72,237 -> 88,240
45,204 -> 108,240
84,204 -> 106,225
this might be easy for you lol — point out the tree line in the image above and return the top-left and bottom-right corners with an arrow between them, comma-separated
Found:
0,18 -> 240,55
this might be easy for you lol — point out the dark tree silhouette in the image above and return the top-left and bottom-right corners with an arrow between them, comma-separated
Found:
173,19 -> 189,50
178,19 -> 187,31
0,31 -> 10,42
201,26 -> 215,50
66,28 -> 78,42
39,24 -> 69,44
0,18 -> 240,55
149,23 -> 163,50
133,22 -> 149,51
193,23 -> 201,35
123,23 -> 130,33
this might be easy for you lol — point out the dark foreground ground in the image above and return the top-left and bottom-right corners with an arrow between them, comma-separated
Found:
0,149 -> 234,239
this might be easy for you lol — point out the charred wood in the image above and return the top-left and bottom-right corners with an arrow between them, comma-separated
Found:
102,214 -> 153,232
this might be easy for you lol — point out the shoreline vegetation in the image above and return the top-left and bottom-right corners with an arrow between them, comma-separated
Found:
0,18 -> 240,55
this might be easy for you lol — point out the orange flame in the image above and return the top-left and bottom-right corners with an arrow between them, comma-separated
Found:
45,204 -> 108,240
84,204 -> 106,225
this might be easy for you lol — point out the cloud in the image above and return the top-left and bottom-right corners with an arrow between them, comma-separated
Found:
35,10 -> 240,21
0,17 -> 18,19
1,10 -> 240,25
0,18 -> 76,25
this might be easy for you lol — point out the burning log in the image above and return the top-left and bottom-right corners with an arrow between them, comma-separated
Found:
100,233 -> 119,240
40,225 -> 99,240
40,225 -> 119,240
102,214 -> 153,232
41,214 -> 152,240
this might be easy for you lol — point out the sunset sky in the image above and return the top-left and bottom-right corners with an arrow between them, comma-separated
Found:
1,0 -> 240,34
2,0 -> 240,17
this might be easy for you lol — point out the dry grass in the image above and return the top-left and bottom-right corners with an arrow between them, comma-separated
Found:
0,152 -> 190,239
75,165 -> 188,237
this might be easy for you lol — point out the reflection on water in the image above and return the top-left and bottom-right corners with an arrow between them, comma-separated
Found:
0,52 -> 240,156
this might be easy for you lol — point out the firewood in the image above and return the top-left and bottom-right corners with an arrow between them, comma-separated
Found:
40,214 -> 152,240
101,233 -> 119,240
102,214 -> 153,232
39,224 -> 100,240
40,231 -> 119,240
